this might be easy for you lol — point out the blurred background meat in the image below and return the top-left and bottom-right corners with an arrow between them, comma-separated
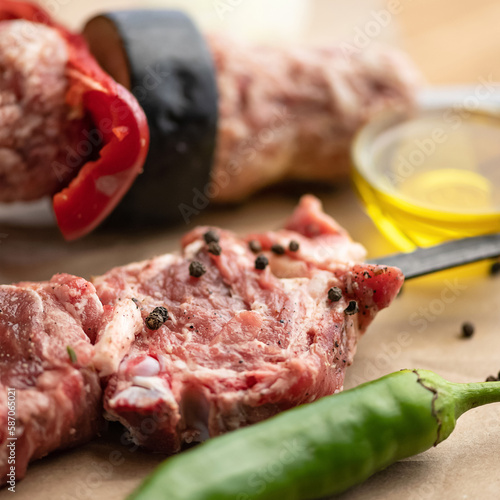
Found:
0,20 -> 91,202
0,4 -> 421,207
209,35 -> 420,201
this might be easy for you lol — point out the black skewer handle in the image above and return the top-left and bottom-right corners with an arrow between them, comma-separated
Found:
366,233 -> 500,279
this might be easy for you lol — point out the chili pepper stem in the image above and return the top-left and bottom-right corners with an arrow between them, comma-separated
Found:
415,370 -> 500,445
451,381 -> 500,416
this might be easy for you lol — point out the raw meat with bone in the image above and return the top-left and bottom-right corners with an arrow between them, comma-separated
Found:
0,196 -> 403,482
94,196 -> 403,452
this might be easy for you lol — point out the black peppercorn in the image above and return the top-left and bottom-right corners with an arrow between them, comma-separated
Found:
208,241 -> 222,256
344,301 -> 359,315
271,244 -> 285,255
288,240 -> 300,252
145,306 -> 169,330
490,261 -> 500,276
189,261 -> 206,278
255,255 -> 269,270
461,322 -> 475,338
248,240 -> 262,253
328,287 -> 342,302
203,230 -> 220,244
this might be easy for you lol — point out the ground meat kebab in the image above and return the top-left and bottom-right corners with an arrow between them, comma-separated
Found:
208,35 -> 421,202
0,5 -> 421,218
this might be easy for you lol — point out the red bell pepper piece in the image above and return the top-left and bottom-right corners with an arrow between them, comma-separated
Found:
0,0 -> 149,240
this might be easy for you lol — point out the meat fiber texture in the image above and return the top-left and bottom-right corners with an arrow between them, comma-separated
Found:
208,35 -> 422,202
93,196 -> 404,453
0,274 -> 104,483
0,20 -> 91,202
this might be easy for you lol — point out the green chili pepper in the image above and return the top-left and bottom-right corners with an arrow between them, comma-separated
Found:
128,369 -> 500,500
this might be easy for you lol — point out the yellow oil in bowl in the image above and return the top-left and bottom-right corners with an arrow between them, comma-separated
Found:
352,108 -> 500,252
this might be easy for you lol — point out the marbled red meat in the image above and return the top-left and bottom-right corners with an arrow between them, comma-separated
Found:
93,196 -> 404,453
0,274 -> 103,483
0,196 -> 404,482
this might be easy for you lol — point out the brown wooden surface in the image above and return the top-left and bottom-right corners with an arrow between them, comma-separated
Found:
2,1 -> 500,499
